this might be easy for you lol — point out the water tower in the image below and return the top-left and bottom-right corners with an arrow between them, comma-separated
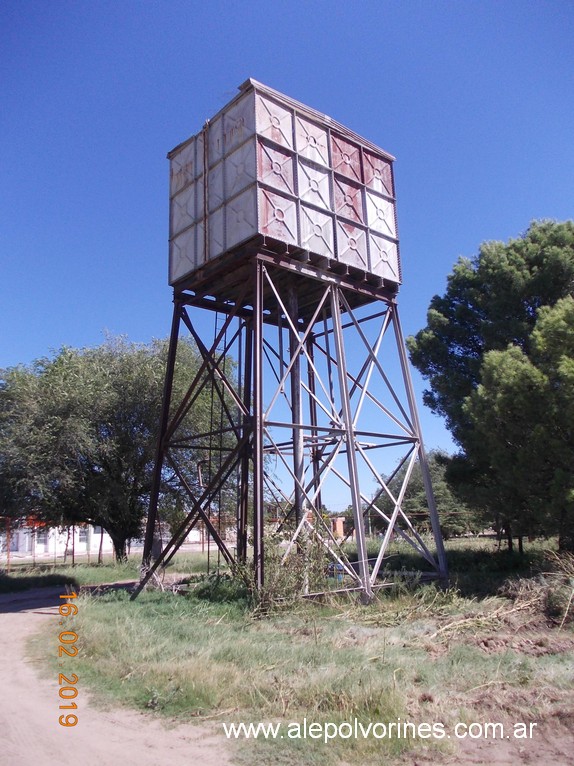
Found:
134,79 -> 447,601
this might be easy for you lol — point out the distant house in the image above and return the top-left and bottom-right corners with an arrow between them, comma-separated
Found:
330,516 -> 354,540
0,522 -> 115,562
0,520 -> 206,564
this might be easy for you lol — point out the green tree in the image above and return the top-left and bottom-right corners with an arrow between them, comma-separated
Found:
0,337 -> 219,561
462,297 -> 574,550
374,451 -> 476,539
407,220 -> 574,550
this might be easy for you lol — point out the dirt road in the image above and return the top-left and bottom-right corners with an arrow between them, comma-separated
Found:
0,588 -> 232,766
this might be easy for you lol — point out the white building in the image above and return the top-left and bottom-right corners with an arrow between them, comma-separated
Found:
0,523 -> 116,563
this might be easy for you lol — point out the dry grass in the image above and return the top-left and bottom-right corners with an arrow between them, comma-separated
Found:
29,540 -> 574,765
38,592 -> 572,763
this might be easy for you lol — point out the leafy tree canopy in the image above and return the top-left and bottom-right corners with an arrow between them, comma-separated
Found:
0,336 -> 214,560
408,220 -> 574,550
462,297 -> 574,549
407,220 -> 574,444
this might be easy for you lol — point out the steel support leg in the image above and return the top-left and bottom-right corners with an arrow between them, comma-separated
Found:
237,317 -> 252,564
288,288 -> 305,526
391,302 -> 448,582
330,286 -> 373,601
141,297 -> 182,569
253,260 -> 265,589
306,335 -> 322,513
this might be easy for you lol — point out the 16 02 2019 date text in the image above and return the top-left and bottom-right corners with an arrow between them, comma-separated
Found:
58,591 -> 79,727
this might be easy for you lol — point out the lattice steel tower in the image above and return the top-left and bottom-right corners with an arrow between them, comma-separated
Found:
134,80 -> 447,601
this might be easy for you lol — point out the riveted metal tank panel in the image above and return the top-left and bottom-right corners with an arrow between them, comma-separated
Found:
209,206 -> 225,260
363,150 -> 393,197
170,183 -> 195,238
225,139 -> 257,200
256,94 -> 294,150
334,176 -> 364,225
298,159 -> 331,210
331,134 -> 362,184
168,79 -> 401,288
169,137 -> 196,197
208,162 -> 225,214
208,115 -> 224,168
257,140 -> 295,196
171,179 -> 204,233
195,132 -> 205,180
227,186 -> 258,250
295,116 -> 330,167
170,226 -> 198,283
223,91 -> 256,156
370,234 -> 399,282
300,205 -> 335,258
337,221 -> 368,270
366,191 -> 396,239
259,188 -> 298,245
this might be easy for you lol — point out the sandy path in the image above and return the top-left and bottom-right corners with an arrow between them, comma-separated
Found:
0,587 -> 232,766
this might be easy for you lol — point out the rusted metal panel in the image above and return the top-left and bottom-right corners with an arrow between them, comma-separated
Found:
255,94 -> 294,150
170,180 -> 204,238
363,150 -> 393,198
195,220 -> 205,268
169,137 -> 196,197
331,133 -> 362,183
195,131 -> 205,179
169,226 -> 197,283
259,188 -> 298,244
369,234 -> 400,282
223,92 -> 255,155
209,205 -> 225,260
208,162 -> 225,213
257,140 -> 295,196
334,176 -> 364,224
336,221 -> 368,270
298,159 -> 331,210
300,204 -> 335,258
295,116 -> 329,167
225,139 -> 257,200
208,114 -> 224,167
226,186 -> 258,250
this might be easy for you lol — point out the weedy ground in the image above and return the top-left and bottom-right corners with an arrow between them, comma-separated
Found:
0,550 -> 209,592
23,538 -> 574,765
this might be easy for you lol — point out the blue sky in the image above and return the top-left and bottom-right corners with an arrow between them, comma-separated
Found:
1,0 -> 573,457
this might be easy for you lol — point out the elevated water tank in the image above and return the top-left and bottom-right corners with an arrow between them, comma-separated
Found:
168,79 -> 400,289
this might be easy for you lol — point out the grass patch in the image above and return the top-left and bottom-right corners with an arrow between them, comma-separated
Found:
26,539 -> 574,765
343,535 -> 556,598
46,589 -> 430,764
1,552 -> 211,592
37,561 -> 574,766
